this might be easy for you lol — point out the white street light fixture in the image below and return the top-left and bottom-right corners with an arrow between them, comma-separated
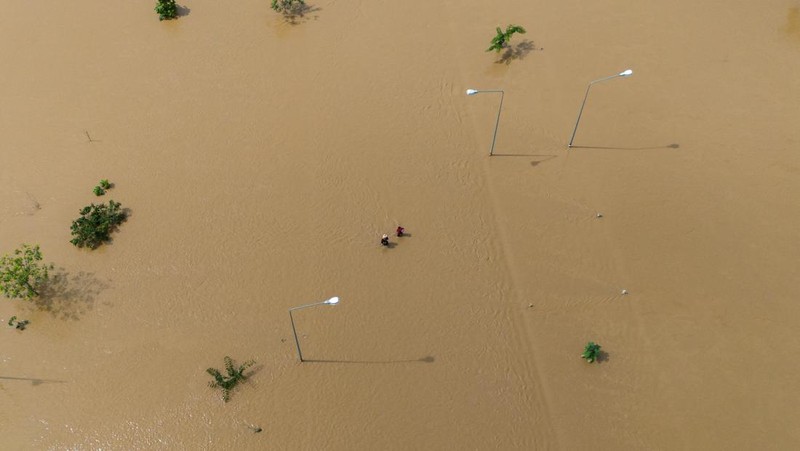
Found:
568,69 -> 634,148
323,296 -> 339,305
466,88 -> 505,156
289,296 -> 340,362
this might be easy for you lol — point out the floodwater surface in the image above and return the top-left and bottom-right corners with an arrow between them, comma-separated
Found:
1,0 -> 799,449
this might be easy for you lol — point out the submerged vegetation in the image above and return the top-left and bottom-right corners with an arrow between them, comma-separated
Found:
487,25 -> 526,52
207,356 -> 256,402
155,0 -> 178,21
70,200 -> 127,249
271,0 -> 306,18
93,179 -> 112,196
8,316 -> 30,330
581,342 -> 602,363
0,244 -> 52,300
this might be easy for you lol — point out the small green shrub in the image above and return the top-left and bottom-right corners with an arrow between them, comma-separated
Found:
207,356 -> 255,402
155,0 -> 178,20
69,200 -> 127,249
487,25 -> 526,52
0,244 -> 52,300
271,0 -> 306,16
93,186 -> 105,196
99,179 -> 111,190
581,342 -> 602,363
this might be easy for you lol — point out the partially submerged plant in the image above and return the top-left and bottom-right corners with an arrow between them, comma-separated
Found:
207,356 -> 255,402
94,179 -> 111,196
271,0 -> 306,17
487,25 -> 526,52
581,342 -> 602,363
0,244 -> 52,300
155,0 -> 178,21
69,200 -> 127,249
8,316 -> 30,330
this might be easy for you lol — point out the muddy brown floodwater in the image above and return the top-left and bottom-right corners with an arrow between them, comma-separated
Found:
1,0 -> 799,449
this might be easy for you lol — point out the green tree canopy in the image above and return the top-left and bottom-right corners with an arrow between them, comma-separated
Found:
0,244 -> 52,300
155,0 -> 178,21
70,200 -> 127,249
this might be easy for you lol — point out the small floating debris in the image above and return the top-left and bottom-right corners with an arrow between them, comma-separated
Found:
596,213 -> 603,218
621,289 -> 628,295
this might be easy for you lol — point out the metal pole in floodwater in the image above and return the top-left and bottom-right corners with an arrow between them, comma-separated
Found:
288,296 -> 340,362
568,69 -> 633,149
466,89 -> 505,156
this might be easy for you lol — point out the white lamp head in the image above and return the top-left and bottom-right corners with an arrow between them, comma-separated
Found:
466,89 -> 479,96
324,296 -> 340,305
619,69 -> 633,77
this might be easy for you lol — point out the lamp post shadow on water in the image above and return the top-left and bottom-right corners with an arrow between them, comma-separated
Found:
568,69 -> 633,149
466,88 -> 504,156
289,296 -> 339,363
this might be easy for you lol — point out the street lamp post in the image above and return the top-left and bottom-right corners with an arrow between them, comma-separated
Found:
466,88 -> 505,156
289,296 -> 340,362
567,69 -> 633,148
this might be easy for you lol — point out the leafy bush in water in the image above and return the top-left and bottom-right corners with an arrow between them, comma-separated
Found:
70,200 -> 127,249
207,356 -> 255,402
487,25 -> 526,52
0,244 -> 52,300
155,0 -> 178,20
271,0 -> 305,15
93,179 -> 112,196
581,342 -> 602,363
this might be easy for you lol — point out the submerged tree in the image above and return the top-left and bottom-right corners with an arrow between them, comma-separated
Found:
0,244 -> 52,300
207,356 -> 256,402
155,0 -> 178,21
581,342 -> 602,363
271,0 -> 306,18
70,200 -> 127,249
487,25 -> 527,52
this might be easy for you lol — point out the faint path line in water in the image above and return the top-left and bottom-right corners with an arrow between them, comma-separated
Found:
435,4 -> 560,448
477,156 -> 564,450
303,356 -> 435,364
0,376 -> 66,384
